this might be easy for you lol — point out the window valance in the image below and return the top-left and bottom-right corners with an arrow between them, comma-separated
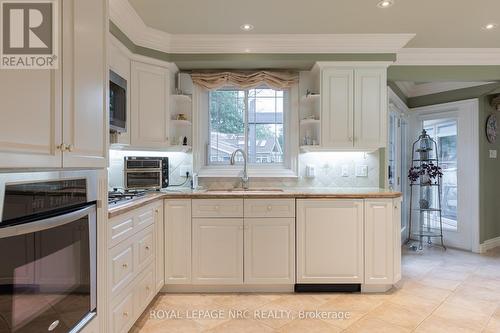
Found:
190,71 -> 299,90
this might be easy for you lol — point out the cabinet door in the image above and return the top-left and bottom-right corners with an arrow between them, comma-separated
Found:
297,199 -> 364,283
393,198 -> 402,283
192,218 -> 243,285
131,61 -> 170,147
364,199 -> 394,285
154,202 -> 164,292
0,0 -> 62,169
244,218 -> 295,284
62,0 -> 107,168
321,68 -> 354,148
354,68 -> 387,149
164,200 -> 192,284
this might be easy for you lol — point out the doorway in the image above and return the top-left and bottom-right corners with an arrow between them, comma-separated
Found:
409,99 -> 479,251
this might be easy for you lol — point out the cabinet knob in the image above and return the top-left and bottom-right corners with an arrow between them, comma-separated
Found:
348,136 -> 353,142
267,205 -> 272,211
123,312 -> 129,317
145,245 -> 150,250
146,286 -> 150,291
215,205 -> 219,210
65,144 -> 74,152
56,143 -> 65,151
122,263 -> 128,268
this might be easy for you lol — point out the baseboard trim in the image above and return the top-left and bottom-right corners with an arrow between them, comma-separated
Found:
479,236 -> 500,254
162,284 -> 295,293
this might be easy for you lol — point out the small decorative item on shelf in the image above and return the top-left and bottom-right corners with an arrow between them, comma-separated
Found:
419,199 -> 430,209
407,162 -> 443,185
182,136 -> 188,146
176,113 -> 187,121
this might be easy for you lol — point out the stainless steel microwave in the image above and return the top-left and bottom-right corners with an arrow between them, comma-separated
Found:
124,156 -> 169,190
109,70 -> 127,133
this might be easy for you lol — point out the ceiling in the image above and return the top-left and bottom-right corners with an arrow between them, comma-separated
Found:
128,0 -> 500,48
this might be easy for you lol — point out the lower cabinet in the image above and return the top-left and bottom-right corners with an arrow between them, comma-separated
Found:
192,218 -> 244,284
297,199 -> 364,284
153,202 -> 164,292
364,198 -> 402,285
164,199 -> 192,284
244,218 -> 295,284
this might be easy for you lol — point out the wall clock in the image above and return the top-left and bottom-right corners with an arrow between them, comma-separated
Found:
486,114 -> 498,144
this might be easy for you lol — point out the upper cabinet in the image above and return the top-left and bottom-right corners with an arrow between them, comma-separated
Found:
62,0 -> 107,168
0,0 -> 107,169
302,63 -> 388,151
130,61 -> 170,148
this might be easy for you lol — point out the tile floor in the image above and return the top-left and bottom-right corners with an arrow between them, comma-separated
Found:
131,246 -> 500,332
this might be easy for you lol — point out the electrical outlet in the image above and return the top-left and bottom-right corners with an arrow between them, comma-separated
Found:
341,165 -> 349,177
179,165 -> 192,177
356,165 -> 368,177
490,150 -> 497,159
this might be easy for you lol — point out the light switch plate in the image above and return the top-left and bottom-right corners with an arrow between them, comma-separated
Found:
490,150 -> 497,159
341,165 -> 349,177
356,165 -> 368,177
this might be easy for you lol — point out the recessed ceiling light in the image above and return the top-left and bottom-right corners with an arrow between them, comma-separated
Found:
240,24 -> 254,31
482,23 -> 498,30
377,0 -> 394,8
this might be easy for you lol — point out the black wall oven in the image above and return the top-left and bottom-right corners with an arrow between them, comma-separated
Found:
0,171 -> 98,333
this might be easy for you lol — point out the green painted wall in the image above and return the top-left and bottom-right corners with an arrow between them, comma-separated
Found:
479,94 -> 500,242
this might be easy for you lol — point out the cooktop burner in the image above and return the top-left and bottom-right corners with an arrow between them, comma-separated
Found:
108,189 -> 147,205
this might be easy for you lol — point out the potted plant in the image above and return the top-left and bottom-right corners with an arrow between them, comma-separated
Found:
408,162 -> 443,185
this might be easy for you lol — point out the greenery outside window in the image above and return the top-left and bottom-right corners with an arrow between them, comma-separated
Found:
208,87 -> 286,167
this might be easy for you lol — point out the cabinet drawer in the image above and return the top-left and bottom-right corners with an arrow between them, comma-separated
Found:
135,265 -> 155,312
108,202 -> 157,248
192,199 -> 244,218
244,199 -> 295,218
111,291 -> 134,333
109,225 -> 154,298
110,243 -> 135,296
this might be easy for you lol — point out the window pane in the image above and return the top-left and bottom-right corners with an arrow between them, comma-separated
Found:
247,88 -> 284,165
209,90 -> 245,164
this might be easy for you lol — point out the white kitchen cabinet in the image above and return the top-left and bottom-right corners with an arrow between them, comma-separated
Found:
354,68 -> 387,149
297,199 -> 364,284
62,0 -> 107,168
244,218 -> 295,284
153,202 -> 164,292
131,61 -> 170,147
364,199 -> 394,285
316,63 -> 388,150
164,199 -> 192,284
0,0 -> 107,169
192,218 -> 244,284
321,68 -> 354,148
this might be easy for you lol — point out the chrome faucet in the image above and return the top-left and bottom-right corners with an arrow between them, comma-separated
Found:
230,149 -> 249,189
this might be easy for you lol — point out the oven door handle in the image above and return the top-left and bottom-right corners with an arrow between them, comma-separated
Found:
0,205 -> 96,239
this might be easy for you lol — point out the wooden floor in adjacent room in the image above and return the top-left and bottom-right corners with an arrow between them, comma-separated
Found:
131,247 -> 500,333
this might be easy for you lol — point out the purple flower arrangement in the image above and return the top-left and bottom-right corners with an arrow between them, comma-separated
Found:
408,162 -> 443,184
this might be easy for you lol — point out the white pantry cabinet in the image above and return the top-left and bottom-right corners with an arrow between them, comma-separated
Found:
164,199 -> 192,284
0,0 -> 107,169
297,199 -> 364,284
244,218 -> 295,284
192,218 -> 244,285
131,61 -> 170,147
317,63 -> 387,150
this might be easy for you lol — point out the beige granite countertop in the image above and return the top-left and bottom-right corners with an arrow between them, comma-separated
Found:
108,187 -> 402,218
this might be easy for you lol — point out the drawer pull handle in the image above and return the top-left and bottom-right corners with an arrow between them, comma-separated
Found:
122,263 -> 128,268
123,311 -> 129,317
215,205 -> 220,210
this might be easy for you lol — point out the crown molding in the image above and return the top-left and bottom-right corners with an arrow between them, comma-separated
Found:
109,0 -> 413,54
394,81 -> 495,98
395,48 -> 500,65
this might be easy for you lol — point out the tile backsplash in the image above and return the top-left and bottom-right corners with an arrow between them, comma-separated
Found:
108,149 -> 381,190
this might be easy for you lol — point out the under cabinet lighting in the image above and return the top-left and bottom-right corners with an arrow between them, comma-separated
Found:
483,23 -> 498,30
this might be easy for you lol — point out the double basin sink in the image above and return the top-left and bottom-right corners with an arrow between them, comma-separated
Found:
204,188 -> 285,194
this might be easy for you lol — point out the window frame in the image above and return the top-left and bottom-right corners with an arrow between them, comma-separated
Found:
193,84 -> 298,178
